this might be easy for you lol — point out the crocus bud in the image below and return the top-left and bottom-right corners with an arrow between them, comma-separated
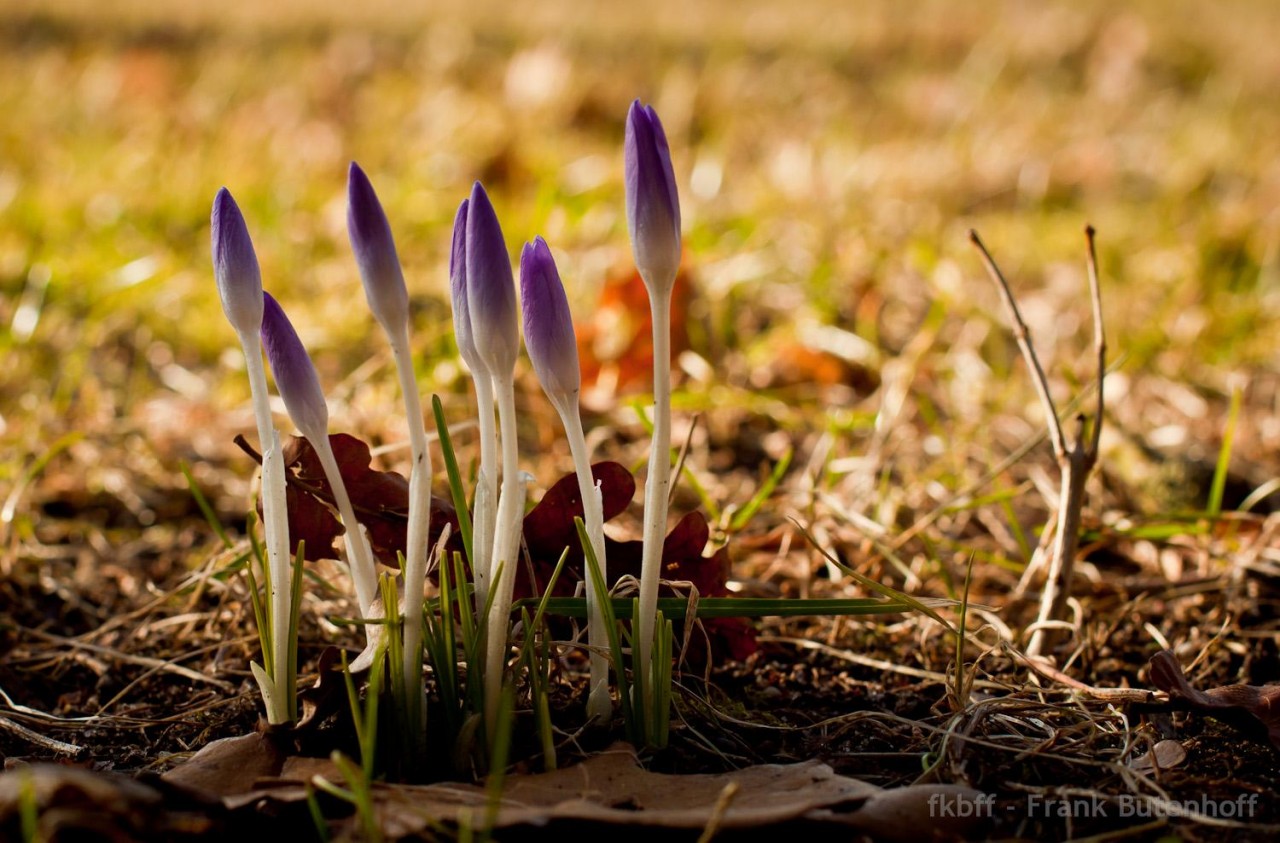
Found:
261,292 -> 329,442
464,182 -> 519,377
449,198 -> 486,374
624,100 -> 681,292
346,162 -> 409,334
520,236 -> 580,402
211,187 -> 264,336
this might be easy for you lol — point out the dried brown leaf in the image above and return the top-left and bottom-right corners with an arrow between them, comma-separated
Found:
1148,650 -> 1280,750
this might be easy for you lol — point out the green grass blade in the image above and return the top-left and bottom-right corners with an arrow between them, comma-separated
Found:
576,517 -> 633,735
529,548 -> 568,632
627,596 -> 647,747
483,681 -> 516,834
243,513 -> 271,675
286,540 -> 306,721
180,460 -> 233,549
790,517 -> 957,634
729,446 -> 792,532
653,614 -> 673,748
1207,383 -> 1242,518
305,786 -> 332,843
432,394 -> 473,563
521,596 -> 915,619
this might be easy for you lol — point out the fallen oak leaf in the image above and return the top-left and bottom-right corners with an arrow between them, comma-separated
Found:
518,469 -> 757,662
1,765 -> 220,840
602,511 -> 758,663
203,742 -> 986,841
521,461 -> 635,562
237,433 -> 461,567
161,732 -> 285,797
1148,650 -> 1280,750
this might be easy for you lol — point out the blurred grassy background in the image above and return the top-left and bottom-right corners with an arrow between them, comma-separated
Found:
3,0 -> 1279,563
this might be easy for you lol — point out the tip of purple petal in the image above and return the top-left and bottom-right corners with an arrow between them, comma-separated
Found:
521,235 -> 544,263
346,163 -> 380,229
450,198 -> 470,282
211,186 -> 240,233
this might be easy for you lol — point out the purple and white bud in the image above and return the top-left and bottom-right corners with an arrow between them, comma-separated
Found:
449,198 -> 486,375
520,236 -> 580,403
464,182 -> 519,377
211,187 -> 264,337
624,100 -> 682,293
260,292 -> 329,443
346,162 -> 409,335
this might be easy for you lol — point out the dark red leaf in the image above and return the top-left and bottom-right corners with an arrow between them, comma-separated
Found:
520,501 -> 757,664
262,434 -> 461,568
521,462 -> 635,565
1148,650 -> 1280,750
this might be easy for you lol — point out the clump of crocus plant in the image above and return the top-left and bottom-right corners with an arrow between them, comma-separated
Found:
520,236 -> 611,723
212,188 -> 295,725
346,162 -> 433,748
625,100 -> 683,713
461,182 -> 528,730
449,199 -> 499,612
260,292 -> 381,624
214,98 -> 686,748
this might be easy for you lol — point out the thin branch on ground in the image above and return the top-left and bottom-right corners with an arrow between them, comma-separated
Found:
969,227 -> 1106,658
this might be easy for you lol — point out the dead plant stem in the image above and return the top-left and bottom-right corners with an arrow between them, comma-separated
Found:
969,228 -> 1105,658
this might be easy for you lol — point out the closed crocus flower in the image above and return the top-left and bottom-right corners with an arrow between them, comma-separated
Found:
449,198 -> 486,376
520,236 -> 580,403
346,162 -> 409,335
464,182 -> 519,377
521,234 -> 612,723
211,187 -> 264,337
624,100 -> 681,292
260,291 -> 329,443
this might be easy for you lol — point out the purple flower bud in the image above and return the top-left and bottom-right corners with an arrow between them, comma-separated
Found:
624,100 -> 681,290
261,292 -> 329,442
211,187 -> 263,337
464,182 -> 519,377
520,237 -> 580,401
346,162 -> 409,334
449,198 -> 486,373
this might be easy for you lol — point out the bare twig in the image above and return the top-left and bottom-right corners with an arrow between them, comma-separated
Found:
17,627 -> 235,692
970,231 -> 1069,460
969,228 -> 1105,658
670,412 -> 702,507
1002,643 -> 1157,702
1085,225 -> 1106,457
0,714 -> 87,757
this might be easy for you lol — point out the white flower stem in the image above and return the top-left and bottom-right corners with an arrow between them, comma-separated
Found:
554,397 -> 610,724
636,287 -> 673,724
310,435 -> 380,625
239,332 -> 293,725
387,329 -> 431,741
484,375 -> 523,731
471,373 -> 499,608
261,430 -> 292,724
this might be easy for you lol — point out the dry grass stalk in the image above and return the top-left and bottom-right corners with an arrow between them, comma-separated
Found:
969,227 -> 1106,659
